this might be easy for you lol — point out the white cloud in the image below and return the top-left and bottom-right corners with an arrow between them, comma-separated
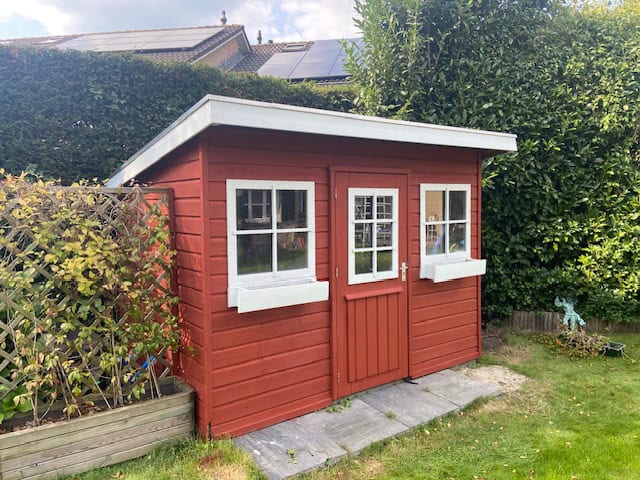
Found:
0,1 -> 360,43
280,0 -> 359,41
0,0 -> 72,35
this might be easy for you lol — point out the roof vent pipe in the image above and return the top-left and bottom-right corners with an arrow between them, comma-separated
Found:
220,10 -> 227,25
257,30 -> 262,44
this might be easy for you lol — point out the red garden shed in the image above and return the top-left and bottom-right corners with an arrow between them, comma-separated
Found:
107,95 -> 517,438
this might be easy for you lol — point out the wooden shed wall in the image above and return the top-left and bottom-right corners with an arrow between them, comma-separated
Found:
200,127 -> 482,437
137,140 -> 211,435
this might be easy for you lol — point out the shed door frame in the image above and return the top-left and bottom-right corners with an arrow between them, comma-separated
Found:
329,166 -> 411,400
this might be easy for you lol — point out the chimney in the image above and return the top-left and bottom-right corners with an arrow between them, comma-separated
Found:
268,39 -> 273,44
257,30 -> 262,45
220,10 -> 227,25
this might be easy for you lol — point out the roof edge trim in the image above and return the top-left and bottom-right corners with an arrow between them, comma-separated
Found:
107,94 -> 517,187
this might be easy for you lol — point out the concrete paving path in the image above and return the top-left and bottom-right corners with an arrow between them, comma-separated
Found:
235,369 -> 502,479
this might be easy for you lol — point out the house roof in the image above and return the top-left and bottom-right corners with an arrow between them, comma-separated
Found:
0,25 -> 249,64
230,41 -> 313,73
107,95 -> 518,187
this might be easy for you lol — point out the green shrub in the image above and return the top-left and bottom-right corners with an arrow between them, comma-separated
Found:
0,171 -> 179,425
346,0 -> 640,320
0,47 -> 355,183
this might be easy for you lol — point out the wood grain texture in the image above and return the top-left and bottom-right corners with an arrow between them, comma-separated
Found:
0,379 -> 194,480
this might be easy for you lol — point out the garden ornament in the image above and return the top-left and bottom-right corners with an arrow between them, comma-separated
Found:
554,297 -> 585,330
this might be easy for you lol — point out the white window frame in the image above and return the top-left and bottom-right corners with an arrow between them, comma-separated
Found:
420,183 -> 486,282
227,179 -> 317,308
348,188 -> 399,285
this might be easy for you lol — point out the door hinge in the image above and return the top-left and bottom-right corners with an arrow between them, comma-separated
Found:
334,187 -> 337,199
335,267 -> 339,278
337,372 -> 340,384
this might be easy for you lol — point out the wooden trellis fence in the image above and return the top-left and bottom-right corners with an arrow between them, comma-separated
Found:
0,185 -> 176,405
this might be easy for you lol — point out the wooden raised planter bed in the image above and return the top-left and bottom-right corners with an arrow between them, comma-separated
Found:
0,377 -> 194,480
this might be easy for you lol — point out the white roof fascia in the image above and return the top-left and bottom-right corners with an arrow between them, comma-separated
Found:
107,94 -> 518,187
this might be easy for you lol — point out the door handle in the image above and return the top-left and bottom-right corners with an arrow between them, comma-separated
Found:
401,262 -> 408,282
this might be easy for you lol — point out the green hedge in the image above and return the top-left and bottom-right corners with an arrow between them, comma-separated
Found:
347,0 -> 640,321
0,46 -> 354,183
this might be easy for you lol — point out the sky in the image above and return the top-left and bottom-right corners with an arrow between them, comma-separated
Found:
0,0 -> 360,42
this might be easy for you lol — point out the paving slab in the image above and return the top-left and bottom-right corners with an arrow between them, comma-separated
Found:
416,369 -> 502,407
235,419 -> 347,480
296,398 -> 407,453
236,369 -> 503,479
358,381 -> 459,428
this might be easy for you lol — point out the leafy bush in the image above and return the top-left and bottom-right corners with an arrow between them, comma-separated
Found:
0,171 -> 179,425
0,46 -> 355,183
346,0 -> 640,321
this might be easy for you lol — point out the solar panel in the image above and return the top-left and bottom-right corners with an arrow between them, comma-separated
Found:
289,62 -> 333,80
256,63 -> 299,78
56,27 -> 223,52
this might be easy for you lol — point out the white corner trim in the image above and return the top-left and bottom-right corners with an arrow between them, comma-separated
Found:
108,94 -> 518,187
236,279 -> 329,313
420,258 -> 486,283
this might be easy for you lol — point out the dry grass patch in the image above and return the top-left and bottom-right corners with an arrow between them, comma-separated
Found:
497,344 -> 533,364
200,463 -> 250,480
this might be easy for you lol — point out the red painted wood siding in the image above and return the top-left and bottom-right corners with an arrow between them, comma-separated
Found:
201,127 -> 482,436
136,140 -> 211,435
140,125 -> 483,438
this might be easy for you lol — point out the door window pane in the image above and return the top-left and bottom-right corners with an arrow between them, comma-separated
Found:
426,224 -> 444,255
377,223 -> 393,247
354,196 -> 373,220
448,223 -> 466,253
277,232 -> 308,271
376,196 -> 393,219
449,191 -> 466,221
277,190 -> 307,228
377,251 -> 392,272
237,234 -> 272,274
424,190 -> 445,222
236,189 -> 271,230
355,223 -> 373,248
355,251 -> 373,274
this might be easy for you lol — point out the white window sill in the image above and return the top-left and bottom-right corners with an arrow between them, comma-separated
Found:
420,258 -> 486,283
229,278 -> 329,313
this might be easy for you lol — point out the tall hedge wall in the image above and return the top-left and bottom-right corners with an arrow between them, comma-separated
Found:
347,0 -> 640,320
0,46 -> 354,183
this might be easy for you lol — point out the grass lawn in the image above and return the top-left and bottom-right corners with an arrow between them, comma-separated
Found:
66,331 -> 640,480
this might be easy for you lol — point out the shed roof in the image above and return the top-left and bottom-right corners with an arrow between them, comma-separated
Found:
107,95 -> 518,187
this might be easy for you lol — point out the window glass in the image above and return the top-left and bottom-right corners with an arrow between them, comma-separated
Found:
377,223 -> 393,247
426,224 -> 445,255
277,190 -> 307,229
236,189 -> 271,230
354,196 -> 373,220
422,185 -> 470,260
449,191 -> 466,221
424,190 -> 445,222
277,232 -> 308,270
355,251 -> 373,274
448,223 -> 466,253
237,234 -> 272,274
377,251 -> 393,272
355,223 -> 373,248
376,196 -> 393,219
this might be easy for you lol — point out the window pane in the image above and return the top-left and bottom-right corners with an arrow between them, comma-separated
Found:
377,251 -> 392,272
376,196 -> 393,219
355,223 -> 373,248
236,189 -> 271,230
355,251 -> 373,274
277,190 -> 307,229
376,222 -> 393,247
354,196 -> 373,220
425,190 -> 445,222
449,191 -> 466,221
448,223 -> 466,253
237,234 -> 272,274
425,224 -> 444,255
277,232 -> 308,271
